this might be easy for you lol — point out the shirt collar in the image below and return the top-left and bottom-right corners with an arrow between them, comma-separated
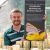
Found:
10,25 -> 24,32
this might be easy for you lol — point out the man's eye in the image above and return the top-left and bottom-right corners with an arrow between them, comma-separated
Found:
17,16 -> 20,18
13,16 -> 16,18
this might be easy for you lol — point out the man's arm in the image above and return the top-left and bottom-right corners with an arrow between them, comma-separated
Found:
4,33 -> 11,46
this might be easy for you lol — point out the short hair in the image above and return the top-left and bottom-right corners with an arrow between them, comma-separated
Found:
10,9 -> 22,15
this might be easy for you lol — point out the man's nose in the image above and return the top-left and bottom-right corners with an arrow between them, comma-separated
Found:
15,17 -> 18,20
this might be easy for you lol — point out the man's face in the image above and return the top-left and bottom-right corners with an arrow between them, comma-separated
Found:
10,12 -> 22,26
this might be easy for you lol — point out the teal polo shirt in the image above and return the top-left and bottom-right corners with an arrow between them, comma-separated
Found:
4,25 -> 25,46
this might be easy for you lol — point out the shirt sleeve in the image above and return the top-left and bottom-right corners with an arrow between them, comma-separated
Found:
4,32 -> 11,46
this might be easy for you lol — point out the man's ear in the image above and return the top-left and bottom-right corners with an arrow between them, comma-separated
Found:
21,16 -> 24,20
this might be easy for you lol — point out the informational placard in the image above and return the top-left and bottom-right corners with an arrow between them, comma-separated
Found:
25,0 -> 45,41
25,0 -> 45,21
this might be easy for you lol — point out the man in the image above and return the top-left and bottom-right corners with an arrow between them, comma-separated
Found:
4,9 -> 25,46
4,9 -> 46,45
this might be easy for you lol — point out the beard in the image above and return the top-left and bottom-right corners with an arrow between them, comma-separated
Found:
13,20 -> 21,26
